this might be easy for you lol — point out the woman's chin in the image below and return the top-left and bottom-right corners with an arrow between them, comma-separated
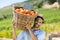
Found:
35,26 -> 39,28
35,25 -> 40,28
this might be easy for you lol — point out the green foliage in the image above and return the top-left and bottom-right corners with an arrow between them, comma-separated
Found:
37,1 -> 43,8
0,29 -> 21,38
0,19 -> 21,38
0,7 -> 12,20
40,22 -> 60,33
0,18 -> 60,38
37,8 -> 60,23
0,30 -> 12,38
0,1 -> 60,38
0,8 -> 60,38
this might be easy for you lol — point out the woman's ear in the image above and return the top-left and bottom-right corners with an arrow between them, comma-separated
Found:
42,21 -> 44,23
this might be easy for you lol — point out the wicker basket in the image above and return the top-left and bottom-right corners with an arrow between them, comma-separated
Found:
13,6 -> 37,30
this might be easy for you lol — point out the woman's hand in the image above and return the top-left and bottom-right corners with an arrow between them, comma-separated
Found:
25,24 -> 32,30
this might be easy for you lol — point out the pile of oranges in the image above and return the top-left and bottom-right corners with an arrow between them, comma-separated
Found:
15,7 -> 35,16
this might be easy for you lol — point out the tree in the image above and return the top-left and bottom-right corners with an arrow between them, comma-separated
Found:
37,1 -> 43,8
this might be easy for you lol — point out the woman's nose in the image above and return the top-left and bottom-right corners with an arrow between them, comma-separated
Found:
35,22 -> 38,24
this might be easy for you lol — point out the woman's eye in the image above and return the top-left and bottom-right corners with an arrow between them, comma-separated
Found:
39,22 -> 42,23
39,22 -> 41,23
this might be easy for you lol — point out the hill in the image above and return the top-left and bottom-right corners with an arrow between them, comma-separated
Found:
0,0 -> 60,38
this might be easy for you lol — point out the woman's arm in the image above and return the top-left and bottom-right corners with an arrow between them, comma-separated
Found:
28,29 -> 38,40
25,25 -> 38,40
12,21 -> 17,40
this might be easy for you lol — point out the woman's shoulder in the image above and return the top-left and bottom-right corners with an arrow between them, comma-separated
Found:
39,30 -> 45,32
21,30 -> 29,33
37,30 -> 45,34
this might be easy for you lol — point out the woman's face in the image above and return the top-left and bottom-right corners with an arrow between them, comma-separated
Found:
34,18 -> 43,28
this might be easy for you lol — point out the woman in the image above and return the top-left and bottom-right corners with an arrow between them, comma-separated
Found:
13,16 -> 45,40
12,15 -> 45,40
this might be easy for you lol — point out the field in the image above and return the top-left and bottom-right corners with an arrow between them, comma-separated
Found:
0,7 -> 60,38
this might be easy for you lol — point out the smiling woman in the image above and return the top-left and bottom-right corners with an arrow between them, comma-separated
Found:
0,0 -> 26,9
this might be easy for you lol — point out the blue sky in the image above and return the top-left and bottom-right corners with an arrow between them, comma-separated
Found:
0,0 -> 26,9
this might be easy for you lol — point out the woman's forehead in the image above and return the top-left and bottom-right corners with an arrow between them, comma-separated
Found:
36,18 -> 43,21
37,18 -> 42,20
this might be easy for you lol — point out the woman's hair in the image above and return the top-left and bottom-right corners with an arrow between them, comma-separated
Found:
32,16 -> 44,28
34,16 -> 44,23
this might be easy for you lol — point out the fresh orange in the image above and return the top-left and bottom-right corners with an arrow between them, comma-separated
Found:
20,9 -> 23,13
22,9 -> 26,15
15,9 -> 21,13
30,11 -> 35,16
26,10 -> 30,14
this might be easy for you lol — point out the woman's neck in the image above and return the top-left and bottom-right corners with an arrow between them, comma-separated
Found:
32,24 -> 40,30
33,27 -> 39,30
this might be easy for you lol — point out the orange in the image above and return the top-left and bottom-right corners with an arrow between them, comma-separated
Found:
22,10 -> 26,15
15,9 -> 21,13
26,10 -> 30,14
30,11 -> 35,16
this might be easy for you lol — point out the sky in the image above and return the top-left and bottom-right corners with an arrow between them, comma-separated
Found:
0,0 -> 26,9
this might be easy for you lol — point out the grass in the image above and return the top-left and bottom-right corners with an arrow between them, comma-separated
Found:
0,18 -> 21,38
0,8 -> 60,38
0,18 -> 60,38
0,18 -> 12,31
37,8 -> 60,23
0,7 -> 12,19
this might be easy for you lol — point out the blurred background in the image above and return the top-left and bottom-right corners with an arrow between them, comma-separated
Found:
0,0 -> 60,40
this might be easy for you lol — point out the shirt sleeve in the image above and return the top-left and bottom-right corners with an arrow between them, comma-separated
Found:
37,32 -> 45,40
16,31 -> 24,40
